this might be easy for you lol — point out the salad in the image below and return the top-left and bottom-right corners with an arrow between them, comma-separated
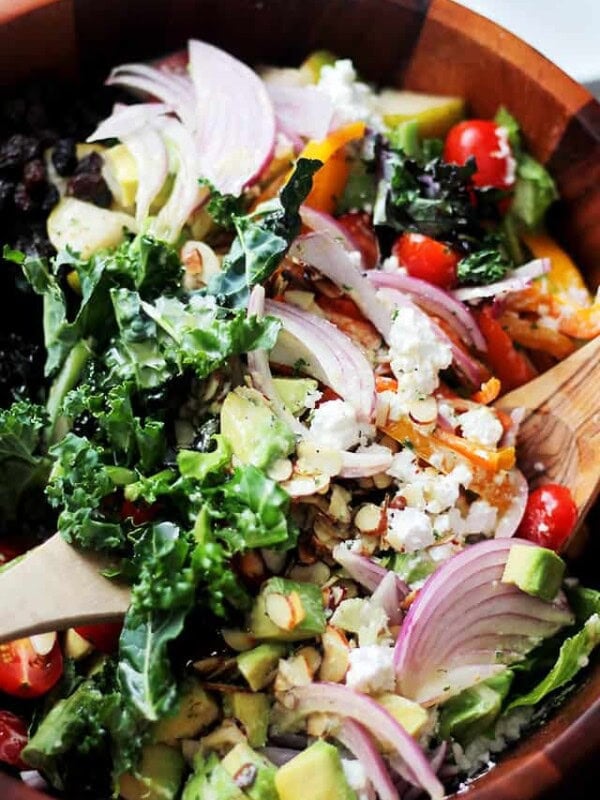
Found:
1,39 -> 600,800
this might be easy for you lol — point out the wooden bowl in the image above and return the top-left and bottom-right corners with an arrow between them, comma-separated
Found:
0,1 -> 598,798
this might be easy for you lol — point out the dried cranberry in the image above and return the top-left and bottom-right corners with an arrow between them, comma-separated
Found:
13,182 -> 35,213
0,134 -> 40,170
67,171 -> 111,207
75,151 -> 103,175
40,182 -> 60,213
51,138 -> 77,176
23,158 -> 46,189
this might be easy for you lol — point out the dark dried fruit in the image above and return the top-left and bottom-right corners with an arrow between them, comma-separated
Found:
13,182 -> 34,213
23,158 -> 46,189
67,171 -> 111,208
75,151 -> 103,175
40,182 -> 60,213
0,333 -> 43,407
0,134 -> 40,170
51,138 -> 77,176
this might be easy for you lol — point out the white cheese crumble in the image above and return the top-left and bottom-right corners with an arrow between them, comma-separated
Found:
341,760 -> 374,800
387,306 -> 452,417
458,406 -> 503,447
494,126 -> 517,187
387,507 -> 434,552
346,645 -> 396,694
309,399 -> 362,450
463,499 -> 498,535
316,59 -> 383,130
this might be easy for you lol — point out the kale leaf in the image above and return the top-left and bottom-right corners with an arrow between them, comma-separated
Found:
456,244 -> 511,285
206,158 -> 321,307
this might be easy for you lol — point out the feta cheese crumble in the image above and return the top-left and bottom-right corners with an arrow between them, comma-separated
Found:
342,760 -> 374,800
309,399 -> 363,450
346,645 -> 395,694
458,406 -> 503,447
387,507 -> 434,552
316,59 -> 383,130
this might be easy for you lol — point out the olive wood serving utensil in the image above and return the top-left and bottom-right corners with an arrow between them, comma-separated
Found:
0,336 -> 598,645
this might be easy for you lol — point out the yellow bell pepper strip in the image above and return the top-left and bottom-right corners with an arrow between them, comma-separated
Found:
299,122 -> 366,214
496,312 -> 576,360
559,304 -> 600,339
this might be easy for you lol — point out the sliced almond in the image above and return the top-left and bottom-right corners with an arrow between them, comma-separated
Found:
319,625 -> 350,683
307,712 -> 338,737
354,503 -> 385,533
297,646 -> 322,677
296,442 -> 343,477
265,591 -> 306,631
30,632 -> 57,656
267,458 -> 294,482
274,653 -> 313,693
328,484 -> 352,524
373,472 -> 393,490
282,473 -> 330,498
408,396 -> 438,428
221,629 -> 256,652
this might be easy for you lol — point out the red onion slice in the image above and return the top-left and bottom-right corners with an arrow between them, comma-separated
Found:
188,39 -> 276,194
122,127 -> 169,223
368,270 -> 486,352
452,258 -> 551,303
265,299 -> 375,422
339,447 -> 393,478
299,206 -> 359,256
87,102 -> 172,142
333,544 -> 396,593
394,538 -> 574,704
267,84 -> 334,141
284,683 -> 444,800
336,719 -> 398,800
371,570 -> 408,626
290,233 -> 391,340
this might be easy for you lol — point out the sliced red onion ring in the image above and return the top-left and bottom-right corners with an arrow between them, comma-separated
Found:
290,233 -> 391,339
149,117 -> 207,242
494,467 -> 529,538
332,544 -> 392,592
377,287 -> 488,387
371,570 -> 408,626
368,270 -> 486,352
265,299 -> 375,422
188,39 -> 276,194
336,719 -> 398,800
122,127 -> 169,223
394,538 -> 574,705
284,683 -> 444,800
87,102 -> 172,142
299,207 -> 359,256
267,84 -> 334,141
452,259 -> 551,303
339,447 -> 393,478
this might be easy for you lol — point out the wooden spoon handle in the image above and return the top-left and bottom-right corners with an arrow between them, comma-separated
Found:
497,335 -> 600,520
0,534 -> 130,644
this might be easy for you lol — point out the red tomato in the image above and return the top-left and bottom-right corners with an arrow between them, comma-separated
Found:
120,499 -> 160,526
392,232 -> 460,289
476,305 -> 537,391
0,711 -> 28,769
517,484 -> 578,551
0,638 -> 63,699
0,542 -> 23,567
74,622 -> 123,654
336,212 -> 380,269
444,120 -> 515,189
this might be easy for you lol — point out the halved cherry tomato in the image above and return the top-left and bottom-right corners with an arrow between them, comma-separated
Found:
120,499 -> 160,526
0,542 -> 23,567
0,637 -> 63,698
74,622 -> 123,654
392,232 -> 460,289
517,484 -> 578,551
444,119 -> 515,189
475,305 -> 537,391
0,711 -> 28,769
336,212 -> 380,269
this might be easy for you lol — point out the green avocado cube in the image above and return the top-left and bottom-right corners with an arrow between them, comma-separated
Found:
248,577 -> 326,642
227,692 -> 270,747
221,743 -> 278,800
119,743 -> 184,800
275,740 -> 357,800
502,543 -> 566,602
237,643 -> 287,691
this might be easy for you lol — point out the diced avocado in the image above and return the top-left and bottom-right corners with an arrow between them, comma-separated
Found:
226,692 -> 270,748
237,643 -> 287,691
221,742 -> 278,800
248,577 -> 326,642
220,387 -> 295,471
438,671 -> 514,745
273,377 -> 319,416
275,740 -> 357,800
102,144 -> 138,210
64,628 -> 94,661
376,694 -> 429,738
392,550 -> 437,585
47,197 -> 137,259
300,50 -> 338,83
119,743 -> 184,800
501,544 -> 565,602
376,89 -> 465,138
154,679 -> 219,745
182,753 -> 245,800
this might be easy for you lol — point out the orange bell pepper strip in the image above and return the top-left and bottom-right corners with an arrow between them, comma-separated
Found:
471,376 -> 501,405
558,304 -> 600,339
522,232 -> 591,299
475,306 -> 537,392
299,122 -> 366,214
496,313 -> 576,360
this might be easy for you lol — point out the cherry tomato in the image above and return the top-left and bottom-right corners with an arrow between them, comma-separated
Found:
336,212 -> 380,269
74,622 -> 123,654
120,499 -> 160,526
475,305 -> 537,391
444,120 -> 515,189
517,484 -> 578,551
0,711 -> 28,769
392,232 -> 460,289
0,637 -> 63,699
0,542 -> 23,567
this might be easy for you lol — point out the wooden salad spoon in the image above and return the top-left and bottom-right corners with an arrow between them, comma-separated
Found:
0,336 -> 598,644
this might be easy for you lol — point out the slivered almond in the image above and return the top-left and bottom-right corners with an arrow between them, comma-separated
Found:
274,653 -> 314,693
296,442 -> 343,477
265,591 -> 306,631
319,625 -> 350,683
